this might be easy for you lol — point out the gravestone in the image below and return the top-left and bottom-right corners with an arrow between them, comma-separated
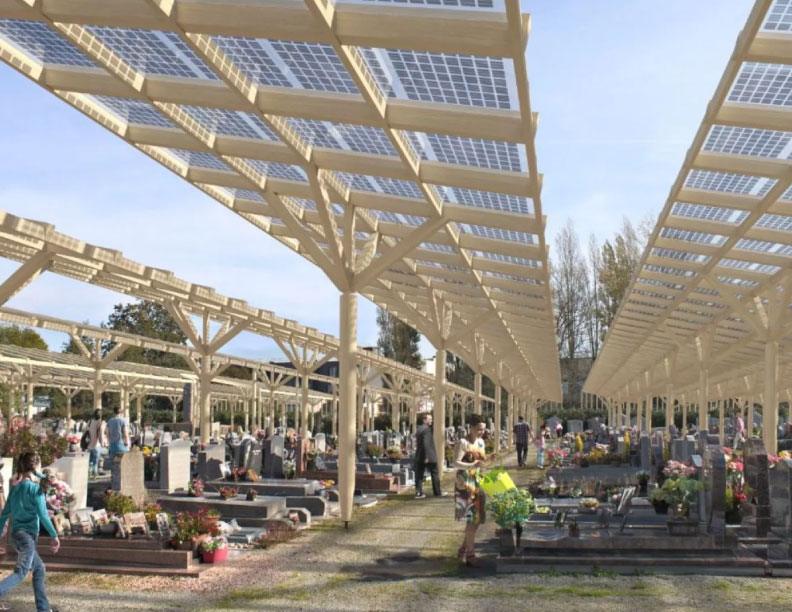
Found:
743,438 -> 771,536
616,436 -> 625,457
197,443 -> 226,481
703,444 -> 726,535
111,447 -> 145,506
769,458 -> 792,533
49,452 -> 89,510
650,444 -> 664,485
545,416 -> 561,433
182,382 -> 193,423
244,440 -> 263,475
159,440 -> 191,493
142,430 -> 156,448
314,433 -> 326,453
262,435 -> 284,478
691,454 -> 705,523
568,420 -> 584,434
640,435 -> 651,471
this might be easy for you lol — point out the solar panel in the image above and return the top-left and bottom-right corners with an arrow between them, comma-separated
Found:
0,19 -> 95,67
232,189 -> 265,202
755,213 -> 792,232
644,264 -> 696,278
473,251 -> 540,266
444,188 -> 532,215
288,118 -> 399,156
685,169 -> 776,195
243,160 -> 307,182
720,258 -> 779,274
703,125 -> 792,159
376,211 -> 427,226
339,173 -> 424,199
671,202 -> 748,224
660,227 -> 727,245
460,225 -> 535,244
85,27 -> 219,80
270,41 -> 361,94
651,247 -> 710,263
91,96 -> 175,128
168,149 -> 231,171
360,0 -> 498,8
729,62 -> 792,107
180,106 -> 278,140
763,0 -> 792,31
362,47 -> 515,109
413,132 -> 526,171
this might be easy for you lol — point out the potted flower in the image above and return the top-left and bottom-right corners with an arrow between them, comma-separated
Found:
578,498 -> 599,514
171,509 -> 221,551
188,477 -> 205,497
245,488 -> 257,502
144,503 -> 162,530
218,486 -> 238,501
386,446 -> 403,462
95,514 -> 119,536
366,444 -> 383,459
66,433 -> 81,453
200,536 -> 229,564
283,459 -> 296,480
651,476 -> 703,534
636,471 -> 650,496
486,489 -> 535,556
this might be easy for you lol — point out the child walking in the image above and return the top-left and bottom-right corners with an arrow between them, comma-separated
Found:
0,451 -> 60,612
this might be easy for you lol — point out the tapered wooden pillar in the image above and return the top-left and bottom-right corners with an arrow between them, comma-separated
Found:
433,348 -> 447,473
338,292 -> 357,524
764,341 -> 778,453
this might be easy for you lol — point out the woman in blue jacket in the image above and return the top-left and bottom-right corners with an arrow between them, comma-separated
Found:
0,451 -> 60,612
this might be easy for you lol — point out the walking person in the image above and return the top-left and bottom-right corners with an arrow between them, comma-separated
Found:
0,451 -> 60,612
513,416 -> 530,467
453,414 -> 497,566
535,422 -> 548,469
86,409 -> 106,479
107,406 -> 131,463
414,413 -> 446,499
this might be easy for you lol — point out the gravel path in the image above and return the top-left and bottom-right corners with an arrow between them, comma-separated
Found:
1,450 -> 790,611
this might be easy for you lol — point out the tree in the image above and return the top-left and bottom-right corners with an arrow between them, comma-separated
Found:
375,308 -> 423,369
0,325 -> 48,351
586,234 -> 603,359
596,217 -> 646,335
551,220 -> 589,359
104,301 -> 189,369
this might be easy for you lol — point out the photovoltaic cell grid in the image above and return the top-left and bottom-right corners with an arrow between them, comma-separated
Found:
444,188 -> 533,215
660,227 -> 727,245
736,238 -> 792,256
685,169 -> 776,196
415,132 -> 526,172
703,125 -> 792,159
244,160 -> 308,182
651,248 -> 710,263
671,202 -> 748,224
729,62 -> 792,107
91,96 -> 176,128
85,27 -> 219,80
288,118 -> 399,156
361,0 -> 497,8
763,0 -> 792,31
367,48 -> 514,109
460,225 -> 535,244
338,173 -> 424,199
181,107 -> 278,140
0,20 -> 94,67
167,149 -> 231,171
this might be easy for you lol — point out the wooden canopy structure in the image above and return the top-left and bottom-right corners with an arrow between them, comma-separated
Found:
584,0 -> 792,453
0,0 -> 560,522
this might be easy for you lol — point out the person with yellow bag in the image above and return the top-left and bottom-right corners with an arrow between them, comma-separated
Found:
453,414 -> 498,566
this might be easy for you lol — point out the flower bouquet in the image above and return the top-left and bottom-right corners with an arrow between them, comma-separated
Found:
40,470 -> 76,515
218,486 -> 238,501
188,477 -> 205,497
386,445 -> 403,461
578,497 -> 599,513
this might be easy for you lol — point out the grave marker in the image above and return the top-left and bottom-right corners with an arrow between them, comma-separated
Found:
49,452 -> 89,510
703,444 -> 726,535
744,438 -> 771,537
197,443 -> 226,481
111,447 -> 145,507
160,440 -> 192,493
769,458 -> 792,533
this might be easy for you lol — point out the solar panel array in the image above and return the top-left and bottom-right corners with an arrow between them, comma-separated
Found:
585,0 -> 792,403
0,0 -> 560,400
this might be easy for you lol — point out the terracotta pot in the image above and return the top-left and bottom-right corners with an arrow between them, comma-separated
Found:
202,547 -> 228,564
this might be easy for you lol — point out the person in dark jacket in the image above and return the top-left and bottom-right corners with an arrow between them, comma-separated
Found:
413,413 -> 446,499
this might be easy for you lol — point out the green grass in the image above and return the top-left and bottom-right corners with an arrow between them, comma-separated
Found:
215,584 -> 310,608
708,581 -> 731,590
553,585 -> 619,598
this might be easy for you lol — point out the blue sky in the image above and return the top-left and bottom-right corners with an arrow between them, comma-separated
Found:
0,0 -> 753,361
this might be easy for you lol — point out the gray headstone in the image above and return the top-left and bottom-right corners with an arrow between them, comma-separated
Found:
244,440 -> 263,475
545,416 -> 561,432
314,433 -> 326,453
744,438 -> 771,537
111,447 -> 145,505
640,435 -> 651,471
568,420 -> 584,434
650,444 -> 664,484
616,436 -> 625,456
182,382 -> 193,424
770,458 -> 792,533
691,454 -> 704,522
49,452 -> 89,510
159,440 -> 191,493
263,435 -> 284,478
703,444 -> 726,535
197,443 -> 226,481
